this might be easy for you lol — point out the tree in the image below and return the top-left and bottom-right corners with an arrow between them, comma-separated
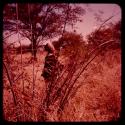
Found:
3,3 -> 85,60
86,21 -> 121,48
57,32 -> 86,58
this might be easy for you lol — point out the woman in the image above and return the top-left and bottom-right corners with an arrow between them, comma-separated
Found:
41,41 -> 63,82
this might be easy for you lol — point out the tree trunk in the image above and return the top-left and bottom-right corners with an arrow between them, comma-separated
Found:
32,34 -> 37,61
33,41 -> 37,61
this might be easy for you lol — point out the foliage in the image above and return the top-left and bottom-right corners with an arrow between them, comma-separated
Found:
58,32 -> 87,59
3,4 -> 121,121
86,21 -> 121,48
3,3 -> 85,59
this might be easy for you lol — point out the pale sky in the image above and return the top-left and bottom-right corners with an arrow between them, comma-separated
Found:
69,4 -> 121,39
4,4 -> 121,46
51,4 -> 121,42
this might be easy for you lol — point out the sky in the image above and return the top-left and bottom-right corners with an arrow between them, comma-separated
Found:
3,4 -> 121,46
47,4 -> 121,42
68,4 -> 121,39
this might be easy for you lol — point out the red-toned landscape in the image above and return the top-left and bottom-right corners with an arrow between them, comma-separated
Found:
3,3 -> 121,122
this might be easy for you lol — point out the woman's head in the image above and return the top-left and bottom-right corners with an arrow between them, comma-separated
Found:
44,42 -> 55,53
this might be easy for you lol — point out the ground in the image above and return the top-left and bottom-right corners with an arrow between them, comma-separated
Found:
3,48 -> 121,121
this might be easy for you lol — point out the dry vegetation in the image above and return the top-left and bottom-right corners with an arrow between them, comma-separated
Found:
3,46 -> 121,122
61,48 -> 121,121
3,3 -> 121,122
3,50 -> 46,121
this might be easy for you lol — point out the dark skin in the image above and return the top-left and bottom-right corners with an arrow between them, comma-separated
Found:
42,43 -> 58,80
41,41 -> 64,83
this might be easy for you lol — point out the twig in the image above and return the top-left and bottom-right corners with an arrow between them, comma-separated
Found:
13,72 -> 24,83
3,62 -> 19,121
96,12 -> 120,33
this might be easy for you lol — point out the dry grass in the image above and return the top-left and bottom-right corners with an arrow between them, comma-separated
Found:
61,49 -> 121,121
3,48 -> 121,122
3,51 -> 46,121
